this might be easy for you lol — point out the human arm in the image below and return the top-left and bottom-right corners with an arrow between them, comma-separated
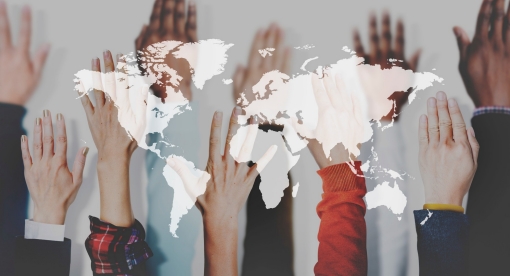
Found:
166,107 -> 277,276
78,51 -> 152,275
416,91 -> 479,275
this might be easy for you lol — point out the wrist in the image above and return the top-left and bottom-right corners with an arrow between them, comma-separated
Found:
33,208 -> 66,225
425,195 -> 463,207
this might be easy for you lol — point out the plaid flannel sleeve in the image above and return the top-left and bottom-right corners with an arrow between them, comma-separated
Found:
473,106 -> 510,116
85,216 -> 153,275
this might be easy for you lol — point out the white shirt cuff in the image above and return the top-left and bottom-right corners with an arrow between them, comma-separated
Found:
24,219 -> 65,242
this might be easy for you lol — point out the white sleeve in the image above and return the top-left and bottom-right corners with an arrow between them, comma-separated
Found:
24,219 -> 65,242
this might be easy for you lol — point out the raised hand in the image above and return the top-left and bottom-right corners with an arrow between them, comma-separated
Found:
76,50 -> 149,158
454,0 -> 510,107
135,0 -> 197,100
167,107 -> 277,217
294,70 -> 364,169
20,111 -> 88,225
0,2 -> 50,105
353,13 -> 420,121
233,23 -> 290,107
418,91 -> 479,206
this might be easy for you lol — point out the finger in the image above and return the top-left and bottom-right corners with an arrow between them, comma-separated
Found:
72,147 -> 89,186
18,5 -> 31,52
224,107 -> 242,167
92,57 -> 105,107
149,0 -> 163,32
408,49 -> 421,72
42,109 -> 54,158
447,98 -> 468,143
33,117 -> 42,161
161,0 -> 175,35
394,20 -> 404,60
353,29 -> 366,58
490,0 -> 505,42
453,27 -> 470,63
248,145 -> 278,179
272,25 -> 284,70
467,127 -> 480,164
418,114 -> 429,152
322,70 -> 343,110
209,111 -> 223,164
381,12 -> 392,61
262,24 -> 277,71
115,54 -> 131,110
54,113 -> 68,161
427,97 -> 440,144
103,50 -> 117,102
475,0 -> 493,40
233,65 -> 245,101
0,1 -> 12,50
135,24 -> 148,51
436,91 -> 453,143
369,14 -> 380,64
186,0 -> 197,42
247,29 -> 264,71
238,120 -> 258,162
311,72 -> 332,110
135,84 -> 149,125
506,2 -> 510,42
33,43 -> 50,79
76,80 -> 94,116
20,135 -> 32,170
174,0 -> 186,37
281,47 -> 291,74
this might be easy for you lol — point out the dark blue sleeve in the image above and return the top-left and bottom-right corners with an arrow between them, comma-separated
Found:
414,210 -> 468,276
0,103 -> 29,275
15,236 -> 71,276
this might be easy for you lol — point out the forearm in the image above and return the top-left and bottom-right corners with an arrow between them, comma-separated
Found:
97,156 -> 134,227
203,216 -> 238,276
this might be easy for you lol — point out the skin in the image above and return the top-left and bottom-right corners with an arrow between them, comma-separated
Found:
77,51 -> 148,227
454,0 -> 510,107
135,0 -> 197,101
20,111 -> 88,225
418,91 -> 479,206
353,12 -> 420,121
167,107 -> 277,276
0,2 -> 49,105
232,23 -> 291,106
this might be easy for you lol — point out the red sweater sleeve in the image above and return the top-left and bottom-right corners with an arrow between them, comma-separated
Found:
314,161 -> 367,276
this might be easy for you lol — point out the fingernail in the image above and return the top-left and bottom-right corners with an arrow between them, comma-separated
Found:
103,50 -> 110,60
420,114 -> 427,124
436,91 -> 446,100
427,98 -> 436,107
448,98 -> 457,107
21,135 -> 26,142
470,128 -> 476,137
234,106 -> 242,116
43,110 -> 49,117
82,147 -> 89,156
453,28 -> 460,37
22,5 -> 30,14
57,113 -> 63,121
0,2 -> 5,10
91,57 -> 99,68
167,158 -> 175,167
35,118 -> 41,125
215,111 -> 223,120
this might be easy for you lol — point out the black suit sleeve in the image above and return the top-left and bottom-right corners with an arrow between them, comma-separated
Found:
414,210 -> 469,276
467,113 -> 510,275
15,236 -> 71,276
0,103 -> 29,274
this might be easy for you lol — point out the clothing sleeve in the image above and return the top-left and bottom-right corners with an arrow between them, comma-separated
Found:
413,210 -> 469,276
14,236 -> 71,276
85,216 -> 153,276
314,161 -> 367,276
0,103 -> 29,275
24,219 -> 65,241
466,113 -> 510,275
473,106 -> 510,117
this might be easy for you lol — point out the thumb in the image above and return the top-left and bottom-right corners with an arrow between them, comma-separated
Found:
453,27 -> 470,62
467,127 -> 479,165
72,147 -> 89,186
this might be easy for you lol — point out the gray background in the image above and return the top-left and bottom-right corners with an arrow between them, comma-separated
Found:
6,0 -> 482,275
